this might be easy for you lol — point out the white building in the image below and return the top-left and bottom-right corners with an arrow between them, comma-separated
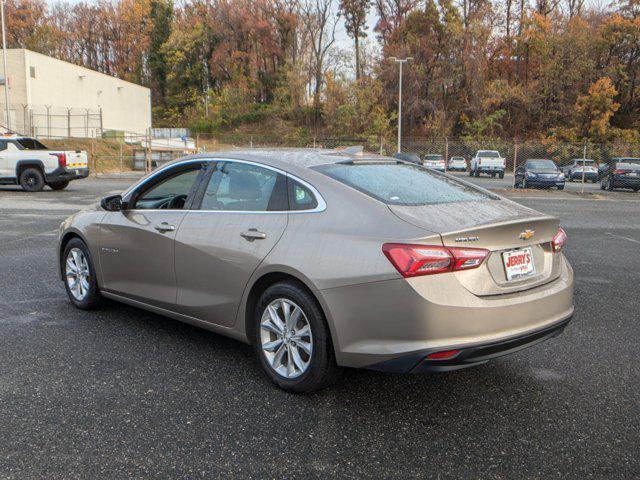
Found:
0,49 -> 152,137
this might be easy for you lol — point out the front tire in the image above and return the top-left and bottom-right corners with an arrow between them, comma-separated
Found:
253,281 -> 340,393
48,180 -> 69,191
62,238 -> 102,310
499,171 -> 504,179
19,167 -> 45,192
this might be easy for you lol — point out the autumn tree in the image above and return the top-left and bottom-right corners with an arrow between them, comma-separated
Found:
575,77 -> 621,141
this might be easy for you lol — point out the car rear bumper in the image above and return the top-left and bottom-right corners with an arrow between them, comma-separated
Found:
46,167 -> 90,183
478,167 -> 504,173
612,176 -> 640,189
370,315 -> 571,373
319,255 -> 574,369
570,172 -> 598,181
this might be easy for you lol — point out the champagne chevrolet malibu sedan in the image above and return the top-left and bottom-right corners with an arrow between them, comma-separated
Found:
58,149 -> 574,393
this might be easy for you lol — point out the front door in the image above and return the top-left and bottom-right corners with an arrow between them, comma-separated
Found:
99,163 -> 205,309
174,160 -> 288,326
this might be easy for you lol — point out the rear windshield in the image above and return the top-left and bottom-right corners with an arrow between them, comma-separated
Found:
526,159 -> 557,170
617,162 -> 640,170
424,154 -> 443,161
478,151 -> 500,157
574,159 -> 595,165
15,138 -> 48,150
615,158 -> 640,164
313,162 -> 493,206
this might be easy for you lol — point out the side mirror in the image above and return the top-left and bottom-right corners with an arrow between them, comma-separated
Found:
101,194 -> 124,212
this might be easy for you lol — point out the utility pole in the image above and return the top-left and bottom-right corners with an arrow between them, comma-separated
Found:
389,57 -> 413,153
1,0 -> 10,131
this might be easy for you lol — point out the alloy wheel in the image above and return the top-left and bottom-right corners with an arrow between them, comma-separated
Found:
260,298 -> 313,379
65,248 -> 90,301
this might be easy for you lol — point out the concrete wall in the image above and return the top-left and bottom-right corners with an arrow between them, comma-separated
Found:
0,49 -> 151,136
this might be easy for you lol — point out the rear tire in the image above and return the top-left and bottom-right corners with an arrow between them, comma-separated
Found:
48,180 -> 69,191
558,185 -> 565,190
499,171 -> 504,179
62,238 -> 102,310
607,177 -> 614,191
253,281 -> 340,393
19,167 -> 45,192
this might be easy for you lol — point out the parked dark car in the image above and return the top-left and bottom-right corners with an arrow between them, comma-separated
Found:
392,152 -> 422,165
600,159 -> 640,191
515,159 -> 565,190
600,157 -> 640,180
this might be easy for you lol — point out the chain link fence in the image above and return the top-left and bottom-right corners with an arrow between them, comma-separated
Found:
18,131 -> 640,191
1,103 -> 103,139
191,134 -> 640,192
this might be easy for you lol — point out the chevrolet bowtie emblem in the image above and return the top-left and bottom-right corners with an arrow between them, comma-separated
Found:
519,229 -> 535,240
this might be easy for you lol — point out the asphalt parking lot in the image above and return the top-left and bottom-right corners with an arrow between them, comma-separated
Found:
1,177 -> 639,478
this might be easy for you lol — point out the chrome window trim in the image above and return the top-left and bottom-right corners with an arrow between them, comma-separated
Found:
123,157 -> 327,214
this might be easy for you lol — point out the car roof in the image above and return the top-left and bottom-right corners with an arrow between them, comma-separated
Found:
168,148 -> 399,177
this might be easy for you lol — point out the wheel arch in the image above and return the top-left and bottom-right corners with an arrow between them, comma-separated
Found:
15,159 -> 45,178
240,268 -> 338,355
58,229 -> 90,280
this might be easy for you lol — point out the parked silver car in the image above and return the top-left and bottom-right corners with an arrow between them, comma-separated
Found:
58,149 -> 574,392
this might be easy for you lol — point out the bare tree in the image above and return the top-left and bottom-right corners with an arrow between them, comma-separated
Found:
564,0 -> 585,17
339,0 -> 370,80
300,0 -> 339,111
536,0 -> 561,16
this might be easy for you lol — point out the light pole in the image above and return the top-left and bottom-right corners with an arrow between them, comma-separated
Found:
389,57 -> 412,153
0,0 -> 9,131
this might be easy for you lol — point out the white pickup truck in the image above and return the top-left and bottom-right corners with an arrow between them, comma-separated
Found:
0,135 -> 89,191
469,150 -> 506,178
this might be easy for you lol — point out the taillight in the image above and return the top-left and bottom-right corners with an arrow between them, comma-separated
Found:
382,244 -> 489,278
552,227 -> 568,253
52,153 -> 66,168
426,349 -> 460,360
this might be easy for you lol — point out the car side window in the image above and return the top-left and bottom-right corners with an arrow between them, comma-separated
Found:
133,166 -> 202,210
288,179 -> 318,211
200,161 -> 283,211
0,140 -> 7,151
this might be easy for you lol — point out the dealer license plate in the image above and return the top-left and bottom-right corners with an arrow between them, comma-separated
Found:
502,247 -> 536,281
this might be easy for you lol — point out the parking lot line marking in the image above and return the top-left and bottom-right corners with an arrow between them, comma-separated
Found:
605,232 -> 640,244
3,229 -> 59,245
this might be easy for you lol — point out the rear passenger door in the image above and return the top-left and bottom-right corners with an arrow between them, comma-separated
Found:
174,160 -> 289,327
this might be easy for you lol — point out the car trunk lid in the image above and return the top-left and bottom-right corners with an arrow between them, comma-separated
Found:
389,199 -> 562,296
